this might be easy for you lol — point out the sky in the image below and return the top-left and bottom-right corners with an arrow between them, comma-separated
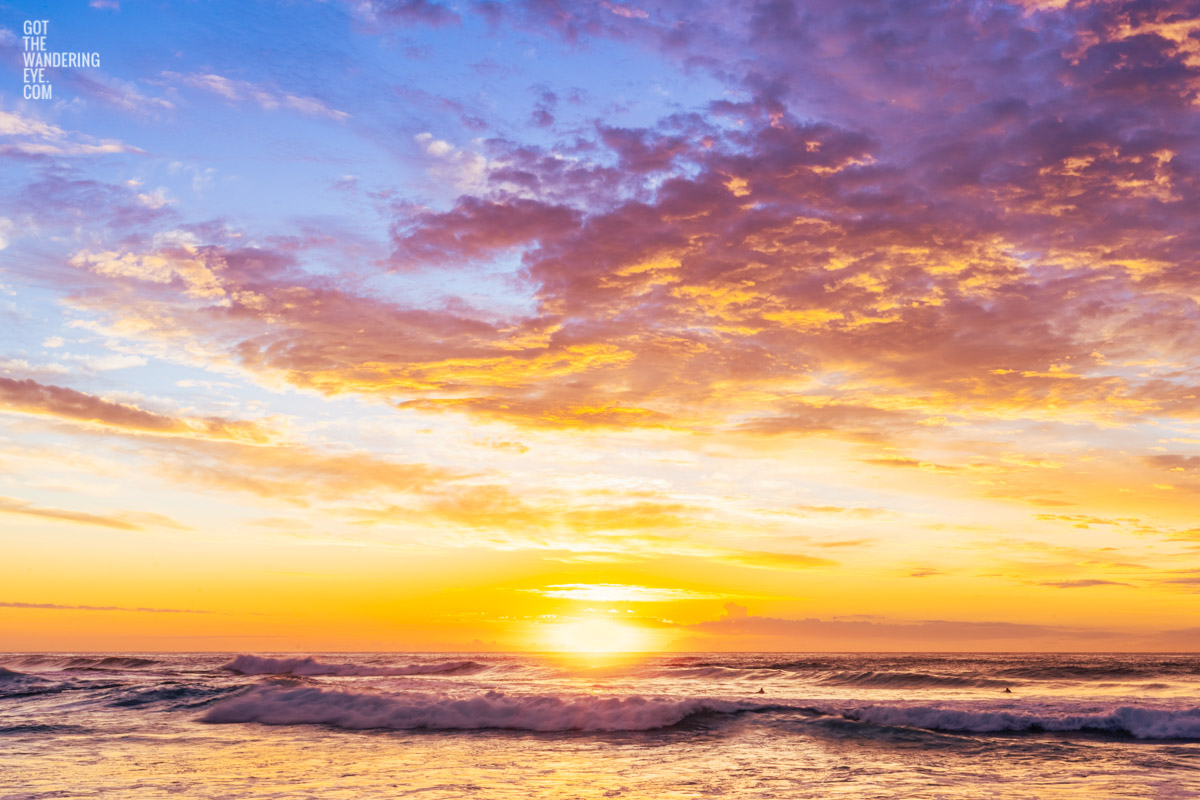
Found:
0,0 -> 1198,653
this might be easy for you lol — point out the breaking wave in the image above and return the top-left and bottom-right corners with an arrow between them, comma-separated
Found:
845,704 -> 1200,739
202,686 -> 756,732
200,684 -> 1200,741
222,655 -> 485,677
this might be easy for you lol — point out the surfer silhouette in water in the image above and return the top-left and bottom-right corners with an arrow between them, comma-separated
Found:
1003,687 -> 1012,693
756,688 -> 765,694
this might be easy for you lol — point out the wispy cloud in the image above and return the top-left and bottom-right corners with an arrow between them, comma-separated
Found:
1037,579 -> 1135,589
0,496 -> 145,531
529,584 -> 723,602
0,600 -> 207,613
161,72 -> 349,121
0,110 -> 141,157
0,376 -> 277,443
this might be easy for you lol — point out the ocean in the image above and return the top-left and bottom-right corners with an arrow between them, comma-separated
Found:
2,652 -> 1199,799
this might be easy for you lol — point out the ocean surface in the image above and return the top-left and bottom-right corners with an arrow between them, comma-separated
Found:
2,652 -> 1199,799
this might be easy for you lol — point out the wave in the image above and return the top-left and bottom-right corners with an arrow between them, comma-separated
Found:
0,656 -> 58,669
819,670 -> 1010,690
845,704 -> 1200,739
65,656 -> 162,670
108,684 -> 244,710
222,655 -> 485,677
202,686 -> 756,732
0,667 -> 48,695
0,723 -> 93,736
203,686 -> 1200,740
995,665 -> 1153,681
4,656 -> 166,672
762,661 -> 830,672
659,666 -> 769,680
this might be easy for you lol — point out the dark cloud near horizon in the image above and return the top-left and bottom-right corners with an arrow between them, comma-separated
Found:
690,607 -> 1119,645
0,600 -> 209,614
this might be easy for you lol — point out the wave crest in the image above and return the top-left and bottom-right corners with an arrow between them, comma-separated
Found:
846,704 -> 1200,739
202,685 -> 753,732
820,670 -> 1010,689
997,665 -> 1146,680
221,655 -> 485,677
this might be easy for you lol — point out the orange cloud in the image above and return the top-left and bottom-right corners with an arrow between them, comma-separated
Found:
0,496 -> 152,531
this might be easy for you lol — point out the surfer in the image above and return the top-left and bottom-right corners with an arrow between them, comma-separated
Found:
756,688 -> 765,694
1003,687 -> 1012,693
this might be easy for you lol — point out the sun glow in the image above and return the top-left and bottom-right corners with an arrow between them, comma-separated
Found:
545,619 -> 654,653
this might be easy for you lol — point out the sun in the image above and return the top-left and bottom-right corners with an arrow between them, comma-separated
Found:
545,619 -> 652,653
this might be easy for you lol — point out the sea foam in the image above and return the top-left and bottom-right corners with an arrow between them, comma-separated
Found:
202,685 -> 752,731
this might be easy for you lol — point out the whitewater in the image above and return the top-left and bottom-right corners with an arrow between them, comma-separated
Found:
3,652 -> 1199,798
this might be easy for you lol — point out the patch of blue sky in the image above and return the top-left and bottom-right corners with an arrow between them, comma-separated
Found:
17,1 -> 729,204
3,1 -> 733,363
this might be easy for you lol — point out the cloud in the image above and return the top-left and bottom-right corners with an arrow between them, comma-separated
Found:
0,496 -> 186,532
0,600 -> 206,613
717,550 -> 837,570
817,539 -> 873,549
0,376 -> 276,443
0,110 -> 142,157
70,245 -> 225,299
530,89 -> 557,128
794,505 -> 886,519
1037,579 -> 1135,589
1144,455 -> 1200,474
17,0 -> 1200,492
142,441 -> 846,561
530,584 -> 724,602
343,0 -> 461,28
3,1 -> 1200,653
722,602 -> 748,619
602,2 -> 649,21
63,353 -> 148,371
67,74 -> 173,114
161,72 -> 348,121
158,441 -> 458,504
0,496 -> 145,531
689,608 -> 1118,650
391,194 -> 580,268
411,133 -> 492,193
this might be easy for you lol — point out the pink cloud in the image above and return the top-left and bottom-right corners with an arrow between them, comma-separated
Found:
0,376 -> 275,443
